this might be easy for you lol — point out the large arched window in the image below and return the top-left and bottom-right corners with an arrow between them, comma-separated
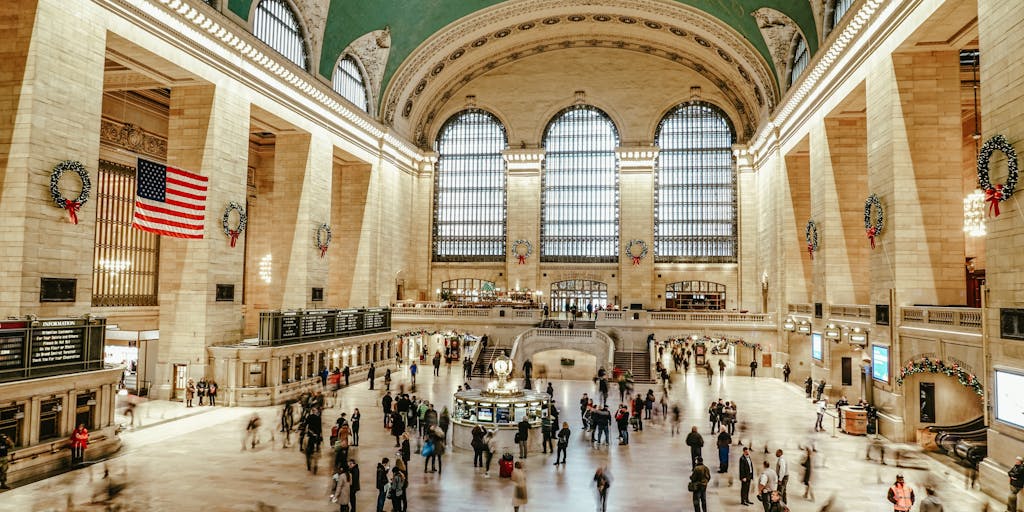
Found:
654,101 -> 736,262
789,36 -> 810,87
830,0 -> 855,31
252,0 -> 308,70
333,55 -> 369,113
541,106 -> 619,262
433,109 -> 508,261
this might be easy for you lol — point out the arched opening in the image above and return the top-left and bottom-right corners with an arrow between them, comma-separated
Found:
530,349 -> 597,381
550,280 -> 608,313
665,280 -> 726,310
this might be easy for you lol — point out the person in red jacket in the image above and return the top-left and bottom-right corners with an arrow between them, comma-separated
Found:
70,424 -> 89,465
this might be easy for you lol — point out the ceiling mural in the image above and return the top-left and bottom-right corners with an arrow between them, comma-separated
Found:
227,0 -> 820,91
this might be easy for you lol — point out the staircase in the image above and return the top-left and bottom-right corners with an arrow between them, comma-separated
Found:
613,351 -> 654,383
472,347 -> 505,377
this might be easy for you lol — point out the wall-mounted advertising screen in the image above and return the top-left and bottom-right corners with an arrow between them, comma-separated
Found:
811,332 -> 823,361
995,369 -> 1024,430
872,344 -> 890,382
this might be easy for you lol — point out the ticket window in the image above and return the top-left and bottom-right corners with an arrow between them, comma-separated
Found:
0,404 -> 24,447
38,398 -> 62,442
281,358 -> 291,384
293,357 -> 301,382
318,353 -> 327,373
306,354 -> 314,379
75,392 -> 96,429
246,363 -> 266,388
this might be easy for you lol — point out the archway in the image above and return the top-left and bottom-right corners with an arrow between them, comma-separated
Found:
550,279 -> 608,313
530,349 -> 597,382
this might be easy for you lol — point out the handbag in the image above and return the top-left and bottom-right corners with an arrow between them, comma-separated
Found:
687,481 -> 698,492
421,440 -> 434,457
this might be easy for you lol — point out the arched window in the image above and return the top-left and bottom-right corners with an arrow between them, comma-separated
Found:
830,0 -> 855,31
654,101 -> 736,262
433,109 -> 508,261
541,106 -> 619,262
665,281 -> 726,310
252,0 -> 308,70
790,36 -> 809,87
333,55 -> 369,113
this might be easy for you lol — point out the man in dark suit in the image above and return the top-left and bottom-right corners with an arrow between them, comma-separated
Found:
739,446 -> 755,506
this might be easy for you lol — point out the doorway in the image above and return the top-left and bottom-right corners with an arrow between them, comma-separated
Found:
173,364 -> 187,401
550,280 -> 608,316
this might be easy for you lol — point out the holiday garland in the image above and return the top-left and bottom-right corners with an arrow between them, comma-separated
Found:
977,134 -> 1019,217
511,239 -> 533,264
50,160 -> 91,224
623,239 -> 649,266
222,202 -> 247,248
675,335 -> 765,353
895,357 -> 983,397
805,220 -> 819,259
863,194 -> 884,249
315,223 -> 332,258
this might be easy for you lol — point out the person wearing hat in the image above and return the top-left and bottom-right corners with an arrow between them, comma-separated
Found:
886,473 -> 915,512
689,456 -> 711,512
1010,455 -> 1024,511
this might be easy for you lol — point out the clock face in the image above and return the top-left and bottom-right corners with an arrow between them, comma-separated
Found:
494,359 -> 510,374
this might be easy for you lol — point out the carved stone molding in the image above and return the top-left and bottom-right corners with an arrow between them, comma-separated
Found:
382,0 -> 780,133
295,0 -> 328,63
345,27 -> 392,113
100,118 -> 167,160
753,8 -> 801,88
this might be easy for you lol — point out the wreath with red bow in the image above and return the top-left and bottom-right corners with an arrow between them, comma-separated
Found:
977,134 -> 1019,217
863,194 -> 884,249
50,161 -> 91,224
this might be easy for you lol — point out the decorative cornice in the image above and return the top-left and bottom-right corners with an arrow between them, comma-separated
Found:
616,146 -> 659,170
100,118 -> 167,160
732,144 -> 754,173
502,148 -> 546,173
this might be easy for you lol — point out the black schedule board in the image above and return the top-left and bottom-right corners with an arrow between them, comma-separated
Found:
0,333 -> 26,370
31,325 -> 85,365
258,308 -> 391,346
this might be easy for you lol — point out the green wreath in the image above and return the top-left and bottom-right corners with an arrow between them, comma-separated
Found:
863,194 -> 883,249
977,134 -> 1019,216
805,220 -> 819,259
222,202 -> 247,247
624,239 -> 648,265
511,239 -> 532,264
50,160 -> 91,224
316,223 -> 332,258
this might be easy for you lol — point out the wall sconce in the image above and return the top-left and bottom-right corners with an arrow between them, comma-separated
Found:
797,321 -> 811,334
824,323 -> 841,340
783,317 -> 796,331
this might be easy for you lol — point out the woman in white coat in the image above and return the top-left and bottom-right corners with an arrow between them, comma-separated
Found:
511,461 -> 528,511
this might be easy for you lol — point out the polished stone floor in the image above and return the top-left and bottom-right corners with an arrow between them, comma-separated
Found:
0,357 -> 1003,512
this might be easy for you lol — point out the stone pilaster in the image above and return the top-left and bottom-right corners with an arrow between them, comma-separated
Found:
615,146 -> 657,308
734,145 -> 760,312
0,0 -> 105,317
153,84 -> 250,399
503,149 -> 544,292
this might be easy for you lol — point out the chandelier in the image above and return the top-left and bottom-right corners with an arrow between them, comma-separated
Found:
963,189 -> 986,237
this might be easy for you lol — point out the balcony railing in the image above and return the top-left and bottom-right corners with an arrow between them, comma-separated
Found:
788,303 -> 813,314
391,307 -> 541,322
830,304 -> 872,319
901,307 -> 982,331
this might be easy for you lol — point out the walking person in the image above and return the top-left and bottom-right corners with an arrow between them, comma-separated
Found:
483,429 -> 497,477
689,456 -> 711,512
331,468 -> 351,511
511,461 -> 528,512
351,408 -> 361,446
887,473 -> 915,512
686,426 -> 704,467
815,399 -> 827,432
739,446 -> 755,505
802,447 -> 815,501
517,416 -> 530,458
554,422 -> 570,465
593,466 -> 612,512
1010,456 -> 1024,512
776,449 -> 789,504
758,461 -> 779,512
919,487 -> 943,512
541,411 -> 553,454
783,363 -> 791,383
384,368 -> 392,391
0,433 -> 13,489
717,427 -> 732,473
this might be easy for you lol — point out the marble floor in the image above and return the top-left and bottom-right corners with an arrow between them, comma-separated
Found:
0,360 -> 1004,512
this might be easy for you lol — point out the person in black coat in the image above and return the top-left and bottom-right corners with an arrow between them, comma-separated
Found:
390,413 -> 405,447
367,363 -> 376,390
738,446 -> 755,505
347,459 -> 361,512
375,458 -> 390,512
685,426 -> 704,467
516,418 -> 530,458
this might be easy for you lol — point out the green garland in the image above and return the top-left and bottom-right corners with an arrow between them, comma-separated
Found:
895,357 -> 983,397
670,335 -> 764,352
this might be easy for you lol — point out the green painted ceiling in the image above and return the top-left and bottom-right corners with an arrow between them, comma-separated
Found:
229,0 -> 819,93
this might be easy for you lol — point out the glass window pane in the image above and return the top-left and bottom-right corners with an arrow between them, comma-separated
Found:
253,0 -> 308,70
333,56 -> 369,113
433,109 -> 508,261
654,102 -> 737,263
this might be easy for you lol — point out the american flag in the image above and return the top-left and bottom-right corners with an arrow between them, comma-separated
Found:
133,158 -> 208,239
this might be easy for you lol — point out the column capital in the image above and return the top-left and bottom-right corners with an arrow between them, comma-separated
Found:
616,145 -> 659,172
416,152 -> 438,176
733,144 -> 755,174
502,148 -> 546,174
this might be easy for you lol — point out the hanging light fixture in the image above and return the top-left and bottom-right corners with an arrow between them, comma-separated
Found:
964,50 -> 986,238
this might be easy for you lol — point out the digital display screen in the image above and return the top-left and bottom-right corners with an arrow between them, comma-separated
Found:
496,407 -> 510,424
995,369 -> 1024,430
477,408 -> 494,423
872,345 -> 890,382
811,332 -> 823,361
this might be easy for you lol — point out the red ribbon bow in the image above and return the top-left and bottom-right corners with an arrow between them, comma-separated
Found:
866,227 -> 877,249
517,254 -> 526,265
229,230 -> 240,248
632,256 -> 641,266
64,199 -> 80,224
807,243 -> 814,260
320,246 -> 328,258
985,185 -> 1004,217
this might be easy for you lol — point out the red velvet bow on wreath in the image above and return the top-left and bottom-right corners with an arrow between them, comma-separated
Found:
985,185 -> 1004,217
49,160 -> 91,225
976,134 -> 1019,218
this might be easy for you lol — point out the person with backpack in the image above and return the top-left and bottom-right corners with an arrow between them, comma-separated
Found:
593,466 -> 612,512
388,466 -> 407,512
689,456 -> 711,512
375,457 -> 390,512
